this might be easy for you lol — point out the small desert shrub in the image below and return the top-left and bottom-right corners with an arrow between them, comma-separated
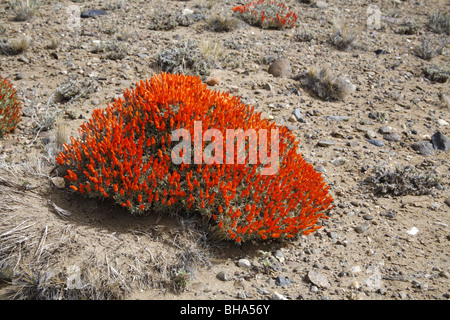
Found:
157,40 -> 226,76
414,36 -> 447,60
396,20 -> 420,35
10,0 -> 38,22
297,66 -> 354,101
56,73 -> 334,243
295,28 -> 315,42
148,10 -> 205,31
364,165 -> 442,196
0,77 -> 22,138
428,11 -> 450,35
207,13 -> 241,32
329,19 -> 360,50
0,35 -> 31,55
232,0 -> 298,30
91,41 -> 127,60
424,64 -> 450,83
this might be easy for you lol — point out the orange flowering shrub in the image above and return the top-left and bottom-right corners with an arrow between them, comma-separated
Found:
232,0 -> 298,29
0,77 -> 22,137
56,73 -> 333,243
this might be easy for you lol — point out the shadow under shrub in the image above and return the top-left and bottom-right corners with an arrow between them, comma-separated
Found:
56,73 -> 334,243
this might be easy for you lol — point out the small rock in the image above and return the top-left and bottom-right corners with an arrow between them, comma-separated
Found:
288,114 -> 297,122
326,115 -> 350,122
330,158 -> 345,166
307,269 -> 330,289
378,126 -> 393,134
51,177 -> 66,189
367,139 -> 384,147
411,141 -> 435,156
275,276 -> 292,287
317,140 -> 335,147
351,266 -> 362,273
407,227 -> 419,236
312,1 -> 328,9
237,291 -> 246,299
216,271 -> 231,281
206,76 -> 221,86
374,49 -> 387,55
81,9 -> 107,18
268,58 -> 291,78
383,132 -> 402,142
437,119 -> 449,126
271,292 -> 288,300
354,221 -> 371,233
237,259 -> 251,269
182,8 -> 194,15
310,285 -> 319,293
431,131 -> 450,151
365,130 -> 376,139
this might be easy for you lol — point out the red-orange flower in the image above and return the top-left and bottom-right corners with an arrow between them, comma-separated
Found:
56,72 -> 334,243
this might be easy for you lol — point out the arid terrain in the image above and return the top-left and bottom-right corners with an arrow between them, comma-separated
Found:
0,0 -> 449,301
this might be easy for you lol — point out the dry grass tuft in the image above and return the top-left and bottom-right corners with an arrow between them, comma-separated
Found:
297,66 -> 355,101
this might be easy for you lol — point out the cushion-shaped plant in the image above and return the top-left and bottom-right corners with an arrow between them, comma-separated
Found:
0,76 -> 22,137
56,73 -> 333,243
232,0 -> 298,30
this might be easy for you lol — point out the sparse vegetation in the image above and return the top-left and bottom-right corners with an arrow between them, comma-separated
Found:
0,34 -> 31,55
295,28 -> 315,42
10,0 -> 38,22
232,0 -> 298,29
297,66 -> 355,101
424,64 -> 450,83
148,10 -> 205,31
396,20 -> 420,35
364,165 -> 442,196
329,19 -> 360,50
413,36 -> 447,60
157,40 -> 227,76
428,11 -> 450,35
0,77 -> 22,138
207,13 -> 242,32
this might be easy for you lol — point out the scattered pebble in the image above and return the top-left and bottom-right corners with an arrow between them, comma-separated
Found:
307,269 -> 330,289
237,259 -> 251,269
326,115 -> 350,122
411,141 -> 435,156
407,227 -> 419,236
216,271 -> 231,281
271,292 -> 288,300
367,139 -> 384,147
81,9 -> 107,18
275,276 -> 292,287
354,221 -> 371,233
317,140 -> 335,147
383,132 -> 402,142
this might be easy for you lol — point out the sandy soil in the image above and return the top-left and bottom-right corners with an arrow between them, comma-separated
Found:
0,0 -> 449,300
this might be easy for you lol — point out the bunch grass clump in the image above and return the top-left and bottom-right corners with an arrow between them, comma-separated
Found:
56,73 -> 334,244
10,0 -> 38,22
428,11 -> 450,35
0,77 -> 22,138
0,35 -> 31,55
297,66 -> 354,101
232,0 -> 298,30
329,19 -> 360,50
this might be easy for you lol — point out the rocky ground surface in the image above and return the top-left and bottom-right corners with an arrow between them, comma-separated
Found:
0,0 -> 449,300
